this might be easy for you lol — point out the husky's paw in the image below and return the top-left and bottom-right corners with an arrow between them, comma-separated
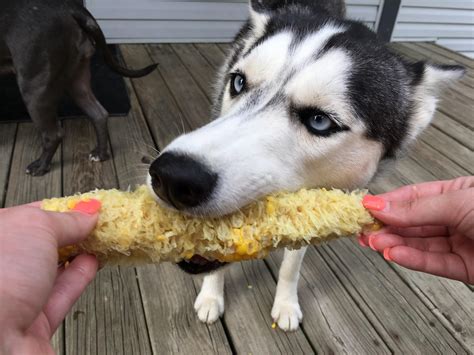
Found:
194,292 -> 224,324
271,301 -> 303,332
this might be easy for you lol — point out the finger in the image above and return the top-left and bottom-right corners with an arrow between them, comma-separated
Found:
357,234 -> 369,247
375,225 -> 448,238
368,234 -> 451,253
374,177 -> 474,202
26,201 -> 42,207
43,254 -> 99,333
44,209 -> 99,248
56,265 -> 66,278
366,189 -> 472,228
384,246 -> 469,283
375,181 -> 445,202
366,233 -> 404,251
364,225 -> 447,239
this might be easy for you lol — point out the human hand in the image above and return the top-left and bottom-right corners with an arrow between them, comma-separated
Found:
0,200 -> 100,354
360,176 -> 474,284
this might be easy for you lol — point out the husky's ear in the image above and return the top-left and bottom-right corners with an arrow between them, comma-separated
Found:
249,0 -> 274,34
417,63 -> 465,93
250,0 -> 283,13
407,62 -> 465,139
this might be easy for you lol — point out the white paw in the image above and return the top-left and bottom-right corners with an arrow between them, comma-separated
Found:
88,154 -> 101,162
194,293 -> 224,324
271,301 -> 303,331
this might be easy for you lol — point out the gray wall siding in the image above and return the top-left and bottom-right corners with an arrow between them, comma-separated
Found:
86,0 -> 382,43
392,0 -> 474,58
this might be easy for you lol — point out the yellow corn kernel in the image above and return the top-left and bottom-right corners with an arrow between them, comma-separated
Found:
265,198 -> 276,215
67,200 -> 78,210
183,250 -> 195,259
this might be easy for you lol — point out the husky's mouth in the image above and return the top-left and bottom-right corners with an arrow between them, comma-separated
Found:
177,255 -> 227,274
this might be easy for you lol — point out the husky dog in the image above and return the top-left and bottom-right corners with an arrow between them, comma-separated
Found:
148,0 -> 464,331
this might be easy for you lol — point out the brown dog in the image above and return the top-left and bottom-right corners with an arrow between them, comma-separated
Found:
0,0 -> 157,175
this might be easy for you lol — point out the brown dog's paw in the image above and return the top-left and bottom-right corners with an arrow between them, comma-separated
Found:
26,159 -> 51,176
89,148 -> 110,162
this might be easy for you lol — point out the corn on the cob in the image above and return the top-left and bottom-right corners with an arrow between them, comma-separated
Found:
41,186 -> 379,265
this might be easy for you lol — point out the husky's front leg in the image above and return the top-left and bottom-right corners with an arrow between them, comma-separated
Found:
195,269 -> 225,324
271,247 -> 306,331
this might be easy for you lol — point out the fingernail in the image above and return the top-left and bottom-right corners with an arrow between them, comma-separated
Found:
72,199 -> 101,215
368,235 -> 377,251
362,195 -> 386,211
358,235 -> 368,247
383,248 -> 392,262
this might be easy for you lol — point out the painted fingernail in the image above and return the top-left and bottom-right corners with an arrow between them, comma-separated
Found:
383,248 -> 393,262
368,235 -> 377,251
358,235 -> 368,247
362,195 -> 386,211
72,199 -> 101,215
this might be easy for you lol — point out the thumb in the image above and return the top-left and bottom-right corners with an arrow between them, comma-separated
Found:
42,200 -> 101,247
363,189 -> 471,229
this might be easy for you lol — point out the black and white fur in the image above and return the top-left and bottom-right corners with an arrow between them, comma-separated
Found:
148,0 -> 464,331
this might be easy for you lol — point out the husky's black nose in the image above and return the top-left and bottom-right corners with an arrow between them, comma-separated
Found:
149,152 -> 217,209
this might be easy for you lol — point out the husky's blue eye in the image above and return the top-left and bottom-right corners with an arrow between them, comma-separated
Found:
308,114 -> 333,132
230,73 -> 246,97
296,108 -> 348,136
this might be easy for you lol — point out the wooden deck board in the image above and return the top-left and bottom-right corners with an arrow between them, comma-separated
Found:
147,44 -> 212,130
418,43 -> 474,70
267,250 -> 391,354
1,42 -> 472,354
432,111 -> 474,150
408,140 -> 470,180
321,240 -> 468,354
420,127 -> 474,174
0,123 -> 16,207
193,262 -> 318,354
96,83 -> 156,355
393,267 -> 474,350
221,261 -> 314,354
3,122 -> 64,354
108,81 -> 157,190
118,61 -> 232,353
4,123 -> 62,206
61,118 -> 152,355
171,43 -> 219,101
62,120 -> 118,192
120,45 -> 188,148
194,43 -> 228,71
137,264 -> 232,354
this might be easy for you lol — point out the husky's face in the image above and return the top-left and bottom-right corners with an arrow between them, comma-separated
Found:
148,1 -> 464,217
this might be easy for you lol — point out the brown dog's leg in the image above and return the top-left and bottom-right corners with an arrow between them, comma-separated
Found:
68,57 -> 110,162
20,85 -> 64,176
6,30 -> 76,176
12,53 -> 66,176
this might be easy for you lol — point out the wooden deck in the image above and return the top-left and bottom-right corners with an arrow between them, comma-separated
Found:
1,42 -> 473,354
